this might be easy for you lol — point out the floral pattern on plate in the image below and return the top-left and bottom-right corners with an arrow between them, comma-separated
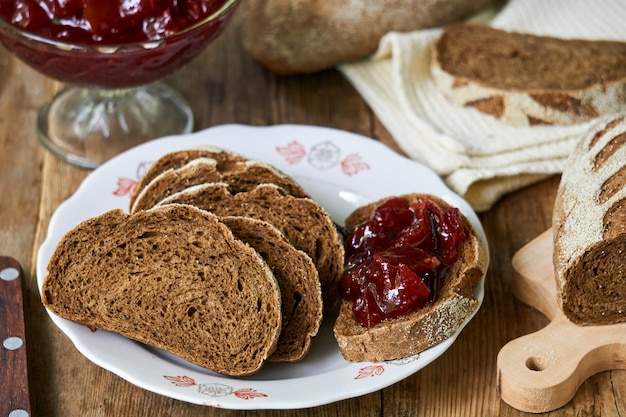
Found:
37,124 -> 486,410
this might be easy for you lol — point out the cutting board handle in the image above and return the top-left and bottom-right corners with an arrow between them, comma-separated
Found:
497,229 -> 626,413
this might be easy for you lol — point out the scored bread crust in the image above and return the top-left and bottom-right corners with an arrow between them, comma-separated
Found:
221,216 -> 323,362
157,182 -> 345,312
333,194 -> 488,363
41,204 -> 282,376
552,115 -> 626,325
128,148 -> 249,211
431,23 -> 626,126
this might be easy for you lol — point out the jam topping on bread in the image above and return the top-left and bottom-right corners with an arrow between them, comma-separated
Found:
341,196 -> 468,328
334,193 -> 488,363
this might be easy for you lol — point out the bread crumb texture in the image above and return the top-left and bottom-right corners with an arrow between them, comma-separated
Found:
431,24 -> 626,126
158,182 -> 344,311
42,205 -> 283,376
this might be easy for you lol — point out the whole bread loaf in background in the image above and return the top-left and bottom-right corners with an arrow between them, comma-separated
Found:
431,24 -> 626,126
552,115 -> 626,325
333,194 -> 488,362
243,0 -> 498,74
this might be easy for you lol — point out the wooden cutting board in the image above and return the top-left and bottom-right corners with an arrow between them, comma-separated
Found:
497,229 -> 626,413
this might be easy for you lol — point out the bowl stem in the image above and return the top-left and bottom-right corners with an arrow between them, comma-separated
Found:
37,82 -> 193,169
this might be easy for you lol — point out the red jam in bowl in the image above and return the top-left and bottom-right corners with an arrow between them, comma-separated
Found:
0,0 -> 236,87
341,197 -> 468,328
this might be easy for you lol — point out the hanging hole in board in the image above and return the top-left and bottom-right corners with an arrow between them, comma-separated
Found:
526,356 -> 548,372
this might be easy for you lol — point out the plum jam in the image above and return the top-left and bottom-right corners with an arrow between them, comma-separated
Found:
0,0 -> 228,44
341,197 -> 467,328
0,0 -> 237,87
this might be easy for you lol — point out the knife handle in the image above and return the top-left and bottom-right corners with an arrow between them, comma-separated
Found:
1,256 -> 32,416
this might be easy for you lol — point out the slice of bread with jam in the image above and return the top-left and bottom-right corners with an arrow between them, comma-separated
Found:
333,193 -> 488,362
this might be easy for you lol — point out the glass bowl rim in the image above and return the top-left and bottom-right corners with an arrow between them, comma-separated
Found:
0,0 -> 239,53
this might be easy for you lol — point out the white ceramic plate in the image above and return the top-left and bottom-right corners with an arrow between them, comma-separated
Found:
37,124 -> 487,410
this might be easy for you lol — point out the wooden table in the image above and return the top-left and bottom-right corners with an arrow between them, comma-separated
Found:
1,8 -> 624,417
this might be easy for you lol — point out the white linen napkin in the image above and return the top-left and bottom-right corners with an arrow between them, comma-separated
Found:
338,0 -> 626,211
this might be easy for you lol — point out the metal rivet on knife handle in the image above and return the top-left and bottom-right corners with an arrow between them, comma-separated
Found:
1,267 -> 20,281
0,257 -> 32,417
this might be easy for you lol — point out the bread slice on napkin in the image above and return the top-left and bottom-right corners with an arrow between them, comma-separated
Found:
333,194 -> 488,362
41,204 -> 282,376
222,216 -> 323,362
158,182 -> 345,311
129,148 -> 249,211
431,23 -> 626,126
131,157 -> 310,213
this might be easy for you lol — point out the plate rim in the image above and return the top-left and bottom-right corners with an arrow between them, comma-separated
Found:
36,123 -> 488,409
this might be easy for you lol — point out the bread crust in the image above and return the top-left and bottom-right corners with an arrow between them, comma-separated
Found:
243,0 -> 498,74
42,204 -> 283,376
129,148 -> 248,210
431,24 -> 626,126
333,194 -> 488,362
552,115 -> 626,325
131,157 -> 309,213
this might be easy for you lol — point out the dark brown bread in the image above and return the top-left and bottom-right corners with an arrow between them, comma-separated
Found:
131,157 -> 310,213
158,183 -> 345,311
243,0 -> 497,74
222,216 -> 323,362
129,148 -> 249,211
552,115 -> 626,325
333,194 -> 488,362
41,204 -> 282,376
431,23 -> 626,126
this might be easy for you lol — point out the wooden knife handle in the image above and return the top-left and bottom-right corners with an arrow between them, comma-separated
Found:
0,256 -> 32,416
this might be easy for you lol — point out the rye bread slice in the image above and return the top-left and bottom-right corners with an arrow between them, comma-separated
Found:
129,148 -> 249,211
41,204 -> 282,376
158,183 -> 345,311
431,23 -> 626,126
333,194 -> 488,362
222,216 -> 323,362
131,157 -> 310,213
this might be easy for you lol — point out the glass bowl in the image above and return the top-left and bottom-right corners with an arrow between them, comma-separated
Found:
0,0 -> 239,169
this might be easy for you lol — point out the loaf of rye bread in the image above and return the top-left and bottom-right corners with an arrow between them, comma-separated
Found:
131,156 -> 310,213
333,194 -> 488,362
41,204 -> 283,376
242,0 -> 497,74
552,115 -> 626,325
221,216 -> 323,362
431,23 -> 626,126
157,182 -> 345,311
129,148 -> 249,210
